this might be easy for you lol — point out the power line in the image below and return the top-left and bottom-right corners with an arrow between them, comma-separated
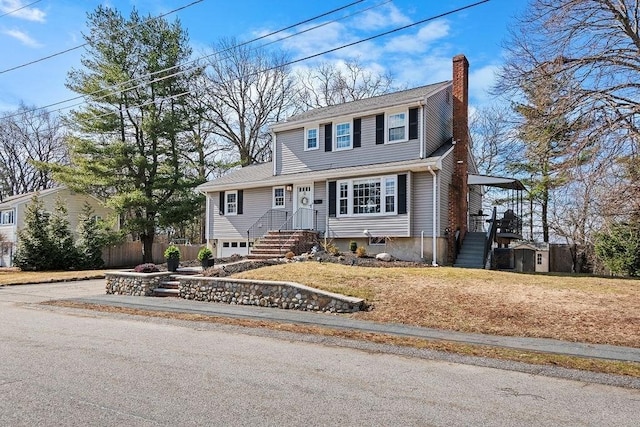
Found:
87,0 -> 491,122
0,0 -> 42,19
0,0 -> 205,74
1,0 -> 372,120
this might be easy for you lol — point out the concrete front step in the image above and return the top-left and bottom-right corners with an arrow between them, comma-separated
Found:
153,288 -> 180,297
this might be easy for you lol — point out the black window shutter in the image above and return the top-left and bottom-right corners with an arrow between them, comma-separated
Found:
408,108 -> 419,140
375,114 -> 384,144
219,191 -> 225,215
328,181 -> 336,217
353,118 -> 361,148
324,123 -> 332,152
237,190 -> 243,215
398,174 -> 407,214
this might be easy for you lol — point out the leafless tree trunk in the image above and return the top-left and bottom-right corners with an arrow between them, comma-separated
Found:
0,105 -> 67,199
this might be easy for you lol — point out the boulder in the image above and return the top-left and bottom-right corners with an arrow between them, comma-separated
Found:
376,252 -> 393,262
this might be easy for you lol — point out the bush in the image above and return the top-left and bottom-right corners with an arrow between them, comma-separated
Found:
594,221 -> 640,277
164,244 -> 180,260
285,251 -> 295,259
355,246 -> 367,258
349,241 -> 358,252
197,247 -> 213,261
133,263 -> 160,273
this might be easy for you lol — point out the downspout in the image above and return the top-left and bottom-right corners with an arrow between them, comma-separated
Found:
419,103 -> 425,159
427,165 -> 438,266
271,130 -> 277,176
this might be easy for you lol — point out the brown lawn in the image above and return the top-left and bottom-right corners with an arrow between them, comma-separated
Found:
234,263 -> 640,348
0,269 -> 106,286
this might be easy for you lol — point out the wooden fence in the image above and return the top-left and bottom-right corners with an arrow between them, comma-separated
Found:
102,242 -> 202,268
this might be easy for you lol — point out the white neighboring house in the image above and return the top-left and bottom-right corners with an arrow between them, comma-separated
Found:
0,187 -> 115,267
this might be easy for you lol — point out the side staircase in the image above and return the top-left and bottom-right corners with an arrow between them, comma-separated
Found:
453,232 -> 486,269
153,268 -> 200,297
248,230 -> 318,260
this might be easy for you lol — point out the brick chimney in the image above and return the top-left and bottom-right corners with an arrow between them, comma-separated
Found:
448,54 -> 470,264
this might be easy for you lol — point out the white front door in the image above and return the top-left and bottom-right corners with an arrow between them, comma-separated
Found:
294,184 -> 314,229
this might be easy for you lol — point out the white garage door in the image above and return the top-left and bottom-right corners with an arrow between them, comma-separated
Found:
219,240 -> 250,258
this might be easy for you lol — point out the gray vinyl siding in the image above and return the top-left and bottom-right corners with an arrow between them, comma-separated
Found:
314,181 -> 327,234
211,187 -> 292,239
424,86 -> 452,156
327,214 -> 409,238
469,186 -> 483,217
277,114 -> 421,175
411,171 -> 436,236
439,151 -> 454,235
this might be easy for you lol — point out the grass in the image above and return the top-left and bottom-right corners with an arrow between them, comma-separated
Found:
234,263 -> 640,348
0,268 -> 106,286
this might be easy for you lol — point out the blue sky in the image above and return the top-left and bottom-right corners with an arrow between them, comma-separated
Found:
0,0 -> 526,114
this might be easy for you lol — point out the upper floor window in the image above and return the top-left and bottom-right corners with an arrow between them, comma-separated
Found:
387,112 -> 407,143
335,122 -> 351,150
273,186 -> 285,208
0,210 -> 14,225
305,128 -> 318,151
226,190 -> 238,215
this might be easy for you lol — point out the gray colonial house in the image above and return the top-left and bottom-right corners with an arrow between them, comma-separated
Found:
197,55 -> 523,266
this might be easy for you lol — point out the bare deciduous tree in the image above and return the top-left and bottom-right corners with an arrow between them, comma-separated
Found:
496,0 -> 640,246
200,39 -> 295,167
0,105 -> 67,199
295,59 -> 395,110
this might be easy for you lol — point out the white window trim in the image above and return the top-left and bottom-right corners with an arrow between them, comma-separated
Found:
272,186 -> 286,209
304,127 -> 319,151
336,175 -> 398,218
386,109 -> 409,144
334,121 -> 352,151
225,190 -> 238,216
0,209 -> 15,225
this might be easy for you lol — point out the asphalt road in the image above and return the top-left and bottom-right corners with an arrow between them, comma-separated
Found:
1,280 -> 639,426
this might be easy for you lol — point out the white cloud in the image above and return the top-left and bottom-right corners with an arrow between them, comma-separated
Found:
0,0 -> 46,22
351,3 -> 411,31
2,28 -> 42,47
469,64 -> 500,104
383,21 -> 450,54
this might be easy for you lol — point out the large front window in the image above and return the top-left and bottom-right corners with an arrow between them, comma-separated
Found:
337,176 -> 397,216
335,122 -> 351,150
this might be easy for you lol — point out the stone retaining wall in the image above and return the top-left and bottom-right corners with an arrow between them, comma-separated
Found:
178,276 -> 364,313
105,271 -> 173,296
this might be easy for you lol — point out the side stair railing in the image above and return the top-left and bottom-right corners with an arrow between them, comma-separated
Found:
247,209 -> 290,248
484,207 -> 498,268
275,208 -> 318,255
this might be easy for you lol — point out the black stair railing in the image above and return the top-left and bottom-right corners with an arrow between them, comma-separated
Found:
484,207 -> 498,268
247,209 -> 290,248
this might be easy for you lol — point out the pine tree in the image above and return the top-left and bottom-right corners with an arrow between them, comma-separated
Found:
48,197 -> 80,269
14,195 -> 55,270
76,202 -> 105,269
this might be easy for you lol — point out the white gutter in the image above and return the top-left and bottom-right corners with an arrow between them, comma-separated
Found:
427,165 -> 438,266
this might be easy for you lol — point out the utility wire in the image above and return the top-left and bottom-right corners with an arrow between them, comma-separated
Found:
0,0 -> 42,18
0,0 -> 205,74
0,0 -> 372,120
87,0 -> 491,122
